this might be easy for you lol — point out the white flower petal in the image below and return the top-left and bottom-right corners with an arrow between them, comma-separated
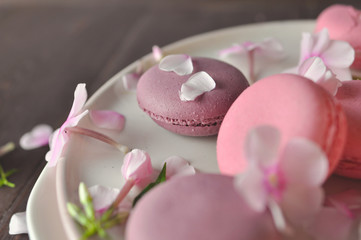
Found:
9,212 -> 27,235
179,71 -> 216,101
323,41 -> 355,69
122,73 -> 140,91
159,54 -> 193,76
19,124 -> 53,150
244,125 -> 281,166
68,83 -> 87,118
299,57 -> 327,81
281,138 -> 328,187
90,110 -> 125,131
163,156 -> 196,179
234,166 -> 268,212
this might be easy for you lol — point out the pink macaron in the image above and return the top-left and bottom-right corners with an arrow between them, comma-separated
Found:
126,174 -> 281,240
136,56 -> 249,136
315,4 -> 361,69
217,73 -> 347,176
335,80 -> 361,179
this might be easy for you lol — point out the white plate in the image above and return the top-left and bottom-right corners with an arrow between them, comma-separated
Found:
27,20 -> 361,240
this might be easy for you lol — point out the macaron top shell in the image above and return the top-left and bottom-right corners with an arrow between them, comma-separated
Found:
126,174 -> 280,240
315,4 -> 361,68
335,80 -> 361,179
136,57 -> 249,136
217,74 -> 347,176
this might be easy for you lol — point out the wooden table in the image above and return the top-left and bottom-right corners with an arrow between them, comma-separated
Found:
1,0 -> 360,239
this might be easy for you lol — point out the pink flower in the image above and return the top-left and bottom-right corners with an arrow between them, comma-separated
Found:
298,28 -> 354,80
45,84 -> 88,167
219,38 -> 285,83
234,125 -> 328,234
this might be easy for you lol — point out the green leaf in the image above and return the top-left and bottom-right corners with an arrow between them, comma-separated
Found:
132,163 -> 167,207
0,164 -> 16,188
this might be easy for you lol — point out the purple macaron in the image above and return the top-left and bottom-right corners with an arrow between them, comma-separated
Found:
136,56 -> 249,136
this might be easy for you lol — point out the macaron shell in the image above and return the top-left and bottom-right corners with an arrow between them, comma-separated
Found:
217,74 -> 347,176
315,4 -> 361,69
126,174 -> 280,240
137,57 -> 249,136
335,80 -> 361,179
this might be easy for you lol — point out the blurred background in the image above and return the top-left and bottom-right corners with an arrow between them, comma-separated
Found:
0,0 -> 360,239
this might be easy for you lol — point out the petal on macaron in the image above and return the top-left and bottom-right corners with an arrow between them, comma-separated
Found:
158,54 -> 193,76
179,71 -> 216,101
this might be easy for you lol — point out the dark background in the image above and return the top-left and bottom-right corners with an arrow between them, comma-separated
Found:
1,0 -> 361,239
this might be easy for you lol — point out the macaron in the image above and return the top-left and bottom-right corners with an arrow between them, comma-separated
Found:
315,4 -> 361,69
136,56 -> 249,136
125,174 -> 280,240
217,73 -> 347,176
335,80 -> 361,179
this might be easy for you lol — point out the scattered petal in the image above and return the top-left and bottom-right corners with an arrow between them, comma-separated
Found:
121,149 -> 153,184
152,45 -> 163,62
244,125 -> 281,166
90,110 -> 125,131
9,212 -> 27,235
122,72 -> 141,91
19,124 -> 53,150
179,71 -> 216,101
163,156 -> 196,179
159,54 -> 193,76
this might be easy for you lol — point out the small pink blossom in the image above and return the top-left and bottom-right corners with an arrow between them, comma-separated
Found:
219,38 -> 285,83
45,84 -> 88,167
121,149 -> 153,184
298,28 -> 354,80
163,156 -> 196,179
19,124 -> 53,150
110,149 -> 154,209
234,125 -> 328,234
298,56 -> 342,95
89,110 -> 125,131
